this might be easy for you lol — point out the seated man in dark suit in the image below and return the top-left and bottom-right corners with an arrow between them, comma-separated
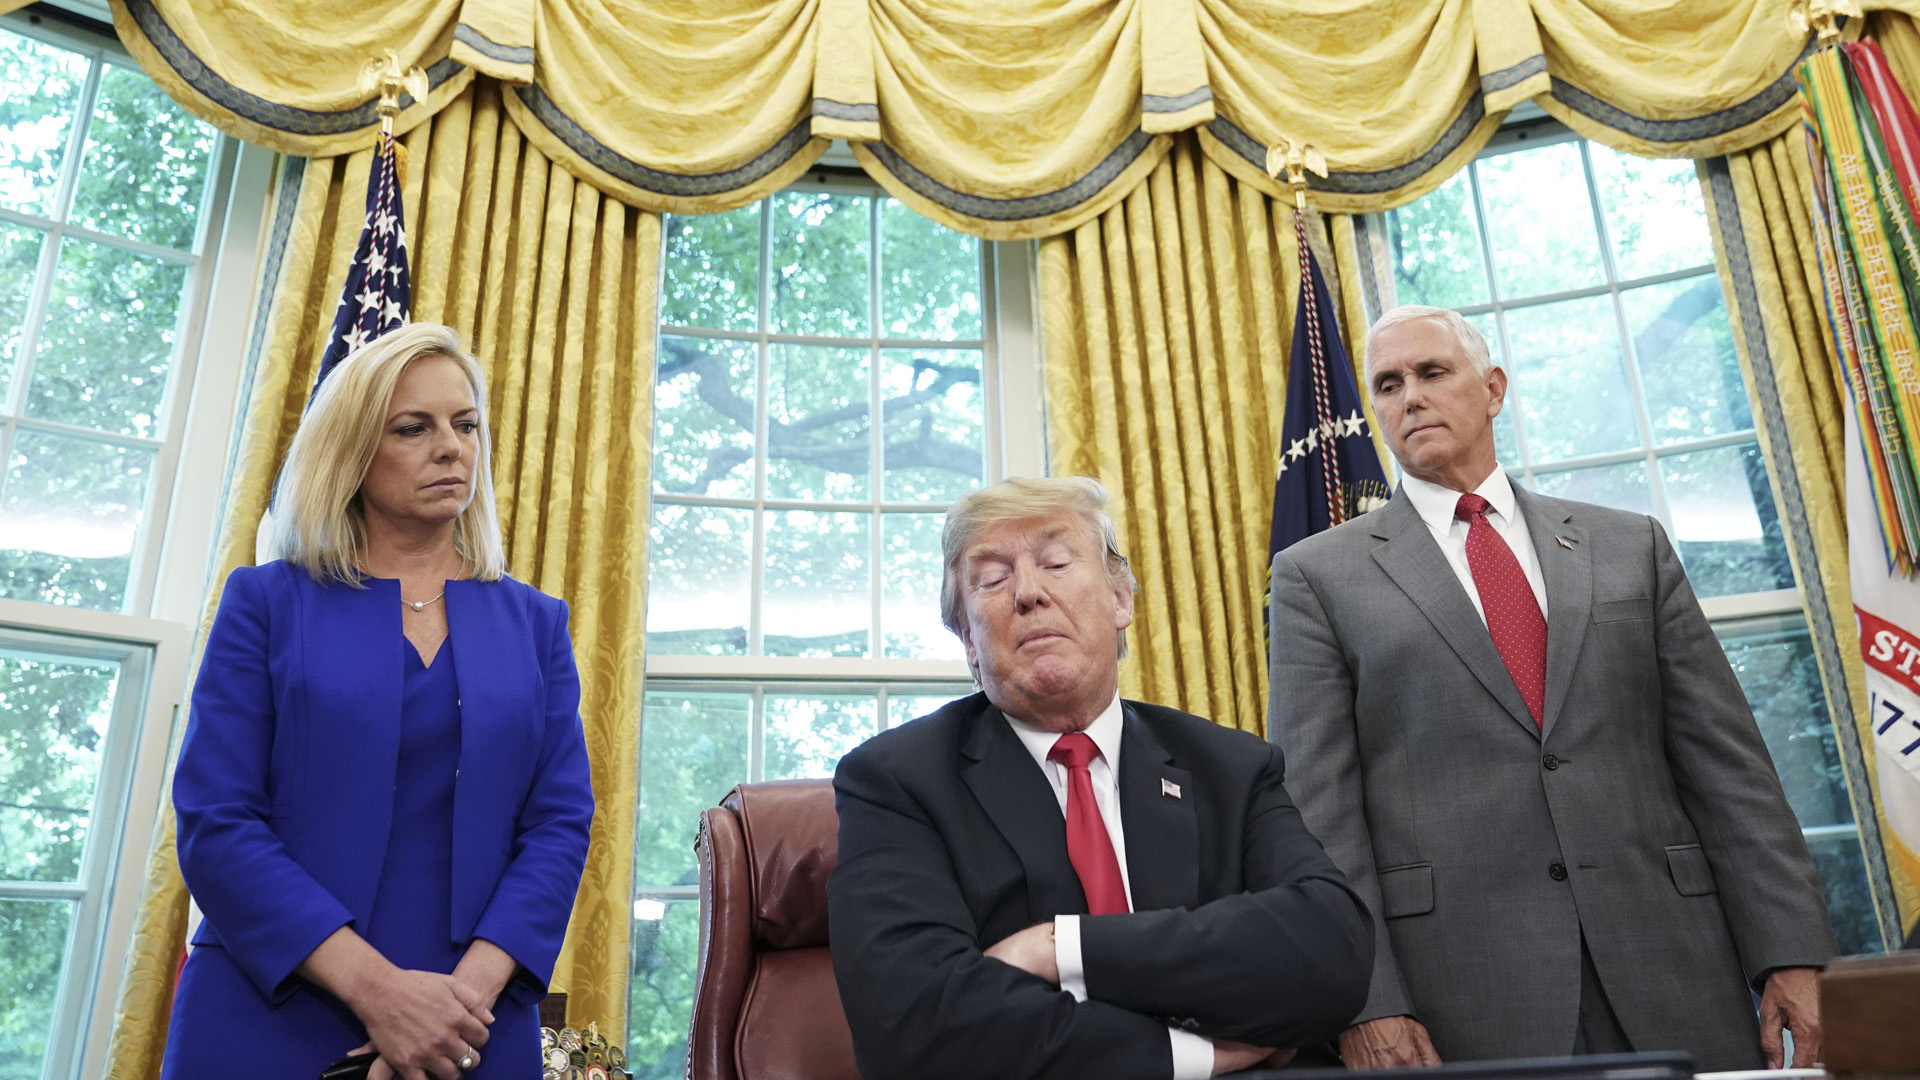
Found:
829,477 -> 1373,1080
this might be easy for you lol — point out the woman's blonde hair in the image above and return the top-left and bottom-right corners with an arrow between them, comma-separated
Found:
269,323 -> 506,584
940,476 -> 1139,661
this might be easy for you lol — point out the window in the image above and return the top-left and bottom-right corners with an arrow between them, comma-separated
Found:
0,626 -> 150,1079
630,171 -> 1036,1075
0,21 -> 219,613
1383,124 -> 1885,954
0,11 -> 267,1077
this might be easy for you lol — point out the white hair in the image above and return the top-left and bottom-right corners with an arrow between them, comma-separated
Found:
1366,304 -> 1494,375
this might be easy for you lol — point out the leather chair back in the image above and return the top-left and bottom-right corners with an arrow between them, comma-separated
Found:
687,779 -> 857,1080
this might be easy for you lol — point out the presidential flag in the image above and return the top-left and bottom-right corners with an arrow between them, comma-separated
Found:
1798,38 -> 1920,934
315,131 -> 411,394
1268,227 -> 1391,564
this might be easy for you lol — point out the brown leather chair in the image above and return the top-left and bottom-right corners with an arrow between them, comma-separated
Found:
687,779 -> 859,1080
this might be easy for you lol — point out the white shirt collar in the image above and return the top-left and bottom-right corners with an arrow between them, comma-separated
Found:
1400,466 -> 1518,533
1004,694 -> 1125,773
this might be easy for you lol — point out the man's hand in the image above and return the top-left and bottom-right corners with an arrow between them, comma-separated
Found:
1758,966 -> 1823,1068
984,922 -> 1059,984
1211,1039 -> 1287,1075
1339,1016 -> 1440,1069
1211,1041 -> 1294,1076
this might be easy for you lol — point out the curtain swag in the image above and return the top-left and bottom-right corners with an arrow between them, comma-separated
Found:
112,0 -> 1850,238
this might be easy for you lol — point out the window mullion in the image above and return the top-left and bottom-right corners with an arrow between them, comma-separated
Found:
750,198 -> 772,658
870,194 -> 884,660
50,45 -> 103,223
1578,142 -> 1673,529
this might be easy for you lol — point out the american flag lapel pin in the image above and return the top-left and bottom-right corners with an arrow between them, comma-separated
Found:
1556,535 -> 1575,550
1161,778 -> 1182,799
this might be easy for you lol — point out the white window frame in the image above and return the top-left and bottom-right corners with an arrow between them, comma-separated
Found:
632,167 -> 1045,1051
0,9 -> 276,1078
643,166 -> 1045,685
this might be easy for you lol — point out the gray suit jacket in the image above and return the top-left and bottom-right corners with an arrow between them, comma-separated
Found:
1267,486 -> 1837,1070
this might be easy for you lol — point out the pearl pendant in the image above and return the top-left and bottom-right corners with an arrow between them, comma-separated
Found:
408,600 -> 427,612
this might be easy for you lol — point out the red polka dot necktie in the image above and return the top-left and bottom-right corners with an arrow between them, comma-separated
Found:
1455,493 -> 1548,727
1047,733 -> 1131,915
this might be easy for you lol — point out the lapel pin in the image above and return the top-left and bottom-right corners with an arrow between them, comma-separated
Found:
1161,778 -> 1182,799
1556,535 -> 1574,550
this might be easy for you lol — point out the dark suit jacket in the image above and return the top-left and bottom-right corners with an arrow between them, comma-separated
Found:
828,692 -> 1373,1080
173,562 -> 595,1006
1268,487 -> 1837,1070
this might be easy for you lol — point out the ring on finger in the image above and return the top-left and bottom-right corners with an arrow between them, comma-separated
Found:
457,1049 -> 476,1072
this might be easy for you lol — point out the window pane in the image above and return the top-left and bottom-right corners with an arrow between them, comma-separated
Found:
767,344 -> 869,501
0,897 -> 70,1079
0,646 -> 117,882
653,335 -> 756,499
1477,143 -> 1605,298
1716,617 -> 1851,828
1658,442 -> 1796,597
644,504 -> 751,656
627,898 -> 697,1080
882,347 -> 983,502
764,510 -> 870,657
1804,828 -> 1885,956
0,430 -> 152,610
880,197 -> 980,340
0,223 -> 44,403
1502,295 -> 1640,461
1622,275 -> 1750,444
764,693 -> 876,780
634,691 -> 749,888
0,34 -> 88,219
889,692 -> 965,728
27,238 -> 189,438
769,191 -> 868,337
1530,460 -> 1651,516
661,205 -> 760,332
882,512 -> 961,661
1590,144 -> 1715,280
68,63 -> 217,250
1385,170 -> 1489,308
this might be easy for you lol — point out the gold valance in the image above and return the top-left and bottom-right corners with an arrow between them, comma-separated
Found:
103,0 -> 1840,246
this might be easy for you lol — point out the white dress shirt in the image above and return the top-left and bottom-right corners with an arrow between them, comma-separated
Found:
1004,697 -> 1214,1080
1399,467 -> 1549,623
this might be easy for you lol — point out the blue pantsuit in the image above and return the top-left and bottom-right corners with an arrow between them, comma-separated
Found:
160,563 -> 594,1078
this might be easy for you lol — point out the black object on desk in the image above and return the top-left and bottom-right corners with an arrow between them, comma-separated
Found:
1237,1051 -> 1694,1080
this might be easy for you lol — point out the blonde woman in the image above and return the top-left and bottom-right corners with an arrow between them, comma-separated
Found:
162,324 -> 594,1080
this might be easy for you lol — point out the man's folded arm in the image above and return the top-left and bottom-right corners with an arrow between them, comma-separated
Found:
1077,740 -> 1374,1048
829,746 -> 1182,1080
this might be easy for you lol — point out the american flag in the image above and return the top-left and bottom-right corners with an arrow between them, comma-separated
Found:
314,132 -> 411,395
1267,220 -> 1390,613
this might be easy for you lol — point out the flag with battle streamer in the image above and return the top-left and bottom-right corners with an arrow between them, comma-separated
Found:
1798,37 -> 1920,928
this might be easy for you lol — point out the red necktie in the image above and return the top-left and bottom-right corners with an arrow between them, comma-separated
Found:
1047,733 -> 1130,915
1456,493 -> 1548,726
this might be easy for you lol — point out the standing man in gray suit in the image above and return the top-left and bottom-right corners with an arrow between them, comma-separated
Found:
1267,304 -> 1836,1071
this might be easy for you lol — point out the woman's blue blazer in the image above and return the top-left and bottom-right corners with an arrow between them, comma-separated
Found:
172,560 -> 595,1006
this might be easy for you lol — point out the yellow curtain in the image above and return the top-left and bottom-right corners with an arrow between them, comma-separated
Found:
105,78 -> 654,1077
1692,15 -> 1920,943
1038,133 -> 1387,734
112,0 -> 1824,236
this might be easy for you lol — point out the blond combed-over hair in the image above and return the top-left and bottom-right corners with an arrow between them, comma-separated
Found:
940,476 -> 1140,663
269,322 -> 506,585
